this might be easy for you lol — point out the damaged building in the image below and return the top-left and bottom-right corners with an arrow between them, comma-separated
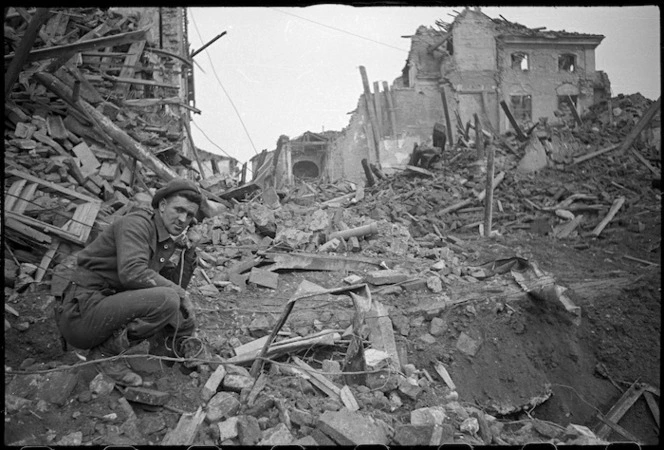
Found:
259,7 -> 612,186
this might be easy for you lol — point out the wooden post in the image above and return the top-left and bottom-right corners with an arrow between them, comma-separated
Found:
474,113 -> 485,158
382,81 -> 398,138
240,162 -> 247,185
566,95 -> 583,126
500,100 -> 527,141
359,66 -> 381,163
361,159 -> 375,187
483,144 -> 496,237
440,85 -> 454,145
373,81 -> 384,139
4,8 -> 51,97
284,141 -> 293,185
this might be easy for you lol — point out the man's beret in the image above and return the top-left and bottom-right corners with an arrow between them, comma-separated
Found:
151,178 -> 202,208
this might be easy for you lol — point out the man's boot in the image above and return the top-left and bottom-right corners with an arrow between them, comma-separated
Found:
88,329 -> 147,387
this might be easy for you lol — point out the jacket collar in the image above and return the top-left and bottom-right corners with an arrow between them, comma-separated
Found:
154,211 -> 173,243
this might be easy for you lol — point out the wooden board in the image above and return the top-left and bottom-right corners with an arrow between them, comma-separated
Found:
595,382 -> 644,439
5,169 -> 101,245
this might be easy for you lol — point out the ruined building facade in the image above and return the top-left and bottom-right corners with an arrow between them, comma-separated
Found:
280,8 -> 611,186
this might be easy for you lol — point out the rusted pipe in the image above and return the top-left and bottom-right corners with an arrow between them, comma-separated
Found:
329,222 -> 378,241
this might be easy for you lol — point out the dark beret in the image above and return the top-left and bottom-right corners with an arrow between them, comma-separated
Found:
151,178 -> 202,208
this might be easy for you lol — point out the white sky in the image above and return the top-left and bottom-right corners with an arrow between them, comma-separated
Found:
187,6 -> 661,169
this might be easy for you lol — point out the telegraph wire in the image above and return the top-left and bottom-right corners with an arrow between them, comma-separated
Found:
270,7 -> 409,53
189,10 -> 260,158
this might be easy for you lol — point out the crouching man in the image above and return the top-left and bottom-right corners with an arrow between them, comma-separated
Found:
56,178 -> 203,386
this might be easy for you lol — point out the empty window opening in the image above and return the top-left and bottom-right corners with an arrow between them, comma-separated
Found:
292,160 -> 320,179
557,95 -> 578,112
511,52 -> 529,70
510,94 -> 532,126
558,53 -> 576,72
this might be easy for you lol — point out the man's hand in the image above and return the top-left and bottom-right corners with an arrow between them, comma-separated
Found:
180,291 -> 196,321
174,225 -> 204,249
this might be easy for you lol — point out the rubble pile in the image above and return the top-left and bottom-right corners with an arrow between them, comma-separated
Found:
4,7 -> 661,448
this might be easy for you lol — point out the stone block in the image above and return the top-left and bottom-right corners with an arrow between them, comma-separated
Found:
201,365 -> 227,402
402,278 -> 428,291
124,387 -> 170,406
290,408 -> 317,427
222,374 -> 254,392
419,332 -> 437,344
430,317 -> 447,336
398,376 -> 422,400
217,416 -> 239,441
237,414 -> 262,445
248,267 -> 279,289
393,424 -> 435,445
456,332 -> 481,356
365,269 -> 409,285
35,371 -> 79,406
206,392 -> 240,423
316,408 -> 389,445
258,423 -> 294,445
411,406 -> 447,426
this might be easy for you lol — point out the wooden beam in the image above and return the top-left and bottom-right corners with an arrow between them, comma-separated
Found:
4,8 -> 52,96
382,81 -> 398,138
359,66 -> 381,163
440,86 -> 454,144
643,391 -> 660,428
500,100 -> 527,141
372,81 -> 384,139
114,40 -> 146,99
618,97 -> 661,154
566,95 -> 583,126
483,144 -> 496,237
595,382 -> 644,439
5,28 -> 148,65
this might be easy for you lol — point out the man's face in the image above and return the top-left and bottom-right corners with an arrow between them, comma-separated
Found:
159,195 -> 199,236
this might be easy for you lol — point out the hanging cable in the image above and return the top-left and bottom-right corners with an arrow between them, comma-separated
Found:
270,7 -> 409,53
189,10 -> 260,156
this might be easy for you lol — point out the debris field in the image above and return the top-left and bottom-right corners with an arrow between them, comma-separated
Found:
3,6 -> 662,448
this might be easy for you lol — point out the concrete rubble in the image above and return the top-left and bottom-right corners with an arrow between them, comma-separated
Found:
4,6 -> 660,448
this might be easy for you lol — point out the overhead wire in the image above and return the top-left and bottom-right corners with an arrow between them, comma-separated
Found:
189,9 -> 260,160
269,7 -> 409,53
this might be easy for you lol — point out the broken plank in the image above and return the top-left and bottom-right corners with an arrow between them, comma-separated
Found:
4,178 -> 28,212
591,196 -> 625,237
433,361 -> 456,390
161,406 -> 206,446
5,217 -> 52,244
571,144 -> 620,165
595,381 -> 644,439
365,300 -> 401,371
5,29 -> 148,64
246,372 -> 268,407
104,74 -> 179,89
292,356 -> 341,399
643,391 -> 659,428
596,414 -> 641,443
630,147 -> 661,177
339,385 -> 360,412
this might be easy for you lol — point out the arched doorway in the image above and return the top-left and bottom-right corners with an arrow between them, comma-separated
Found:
292,160 -> 320,178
